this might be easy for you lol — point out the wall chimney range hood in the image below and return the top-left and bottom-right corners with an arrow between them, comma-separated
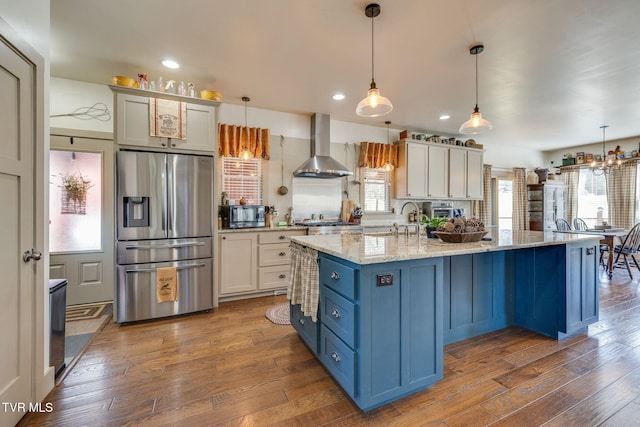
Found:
293,113 -> 353,178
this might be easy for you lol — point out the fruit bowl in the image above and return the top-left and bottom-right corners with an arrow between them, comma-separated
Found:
432,231 -> 487,243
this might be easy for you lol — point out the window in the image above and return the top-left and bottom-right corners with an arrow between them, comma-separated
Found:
497,178 -> 513,229
363,167 -> 391,212
577,168 -> 608,227
221,157 -> 263,205
49,150 -> 103,252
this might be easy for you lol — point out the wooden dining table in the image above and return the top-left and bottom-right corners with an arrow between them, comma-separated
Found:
555,228 -> 628,278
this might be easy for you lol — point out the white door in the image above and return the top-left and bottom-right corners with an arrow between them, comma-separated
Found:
0,26 -> 37,426
49,135 -> 115,304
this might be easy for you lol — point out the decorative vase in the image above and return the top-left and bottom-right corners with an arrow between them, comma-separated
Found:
534,168 -> 548,183
526,170 -> 539,184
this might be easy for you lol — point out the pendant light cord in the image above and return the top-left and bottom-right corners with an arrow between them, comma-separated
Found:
371,13 -> 375,84
601,125 -> 608,158
475,52 -> 479,108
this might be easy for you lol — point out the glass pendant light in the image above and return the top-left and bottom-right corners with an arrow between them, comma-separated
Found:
459,43 -> 493,134
356,3 -> 393,118
590,125 -> 621,176
383,120 -> 394,171
239,96 -> 253,160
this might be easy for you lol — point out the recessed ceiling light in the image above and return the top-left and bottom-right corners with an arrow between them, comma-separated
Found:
439,114 -> 451,120
162,59 -> 180,69
333,93 -> 345,101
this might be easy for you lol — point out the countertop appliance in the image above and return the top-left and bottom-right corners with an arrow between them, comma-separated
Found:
295,220 -> 363,235
115,151 -> 214,323
219,205 -> 265,229
424,202 -> 463,219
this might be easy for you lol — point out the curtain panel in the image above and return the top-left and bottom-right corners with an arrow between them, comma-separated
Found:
218,123 -> 271,159
605,161 -> 637,230
512,167 -> 529,230
561,168 -> 579,225
358,142 -> 398,169
472,164 -> 492,225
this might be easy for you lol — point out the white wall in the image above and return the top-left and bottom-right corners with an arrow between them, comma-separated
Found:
0,0 -> 53,403
50,79 -> 114,133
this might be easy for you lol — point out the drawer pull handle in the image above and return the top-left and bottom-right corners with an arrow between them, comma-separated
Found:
299,318 -> 305,325
279,235 -> 286,240
279,251 -> 286,256
279,274 -> 286,279
330,271 -> 340,280
331,352 -> 341,363
331,308 -> 341,319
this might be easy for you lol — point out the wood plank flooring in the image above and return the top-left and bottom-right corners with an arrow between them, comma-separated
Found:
20,268 -> 640,426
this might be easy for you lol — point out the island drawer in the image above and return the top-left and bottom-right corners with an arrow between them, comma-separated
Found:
320,324 -> 355,397
320,257 -> 356,300
321,285 -> 356,348
290,304 -> 319,354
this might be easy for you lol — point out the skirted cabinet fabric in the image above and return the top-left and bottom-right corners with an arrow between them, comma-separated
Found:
218,123 -> 270,159
288,242 -> 319,322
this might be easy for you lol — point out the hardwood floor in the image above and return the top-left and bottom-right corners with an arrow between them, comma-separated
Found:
20,267 -> 640,426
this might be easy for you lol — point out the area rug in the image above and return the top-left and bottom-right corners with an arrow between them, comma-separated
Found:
64,302 -> 113,372
265,303 -> 291,325
66,301 -> 111,321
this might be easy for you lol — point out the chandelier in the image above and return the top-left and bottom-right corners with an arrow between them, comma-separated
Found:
590,125 -> 621,175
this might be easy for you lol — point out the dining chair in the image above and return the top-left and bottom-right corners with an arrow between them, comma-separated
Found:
612,222 -> 640,279
574,218 -> 610,269
573,218 -> 588,231
555,218 -> 571,231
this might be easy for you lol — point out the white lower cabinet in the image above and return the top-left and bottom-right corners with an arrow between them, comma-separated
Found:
219,229 -> 306,299
219,233 -> 257,295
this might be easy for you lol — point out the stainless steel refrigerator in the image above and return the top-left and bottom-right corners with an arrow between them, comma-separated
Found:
115,151 -> 214,323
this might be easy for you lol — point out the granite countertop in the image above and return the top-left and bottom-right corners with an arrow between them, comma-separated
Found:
290,229 -> 602,265
218,226 -> 308,234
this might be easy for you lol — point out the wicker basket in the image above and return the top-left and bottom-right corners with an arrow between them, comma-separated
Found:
432,231 -> 487,243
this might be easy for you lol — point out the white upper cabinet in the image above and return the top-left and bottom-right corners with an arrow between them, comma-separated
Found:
395,139 -> 483,200
112,86 -> 219,153
396,142 -> 429,198
427,144 -> 449,199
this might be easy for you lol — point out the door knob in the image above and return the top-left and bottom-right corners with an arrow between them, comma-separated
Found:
23,248 -> 42,262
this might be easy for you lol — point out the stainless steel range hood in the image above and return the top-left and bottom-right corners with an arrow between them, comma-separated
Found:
293,113 -> 353,178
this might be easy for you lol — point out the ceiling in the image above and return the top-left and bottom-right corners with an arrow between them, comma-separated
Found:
50,0 -> 640,151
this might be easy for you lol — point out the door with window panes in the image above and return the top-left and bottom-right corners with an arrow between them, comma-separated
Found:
49,135 -> 115,304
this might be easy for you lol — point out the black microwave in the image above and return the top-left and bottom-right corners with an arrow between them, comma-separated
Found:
220,205 -> 265,229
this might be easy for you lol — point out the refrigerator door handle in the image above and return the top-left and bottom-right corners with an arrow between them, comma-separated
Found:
124,242 -> 206,250
125,263 -> 206,273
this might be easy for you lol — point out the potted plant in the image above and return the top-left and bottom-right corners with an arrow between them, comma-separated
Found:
419,215 -> 449,238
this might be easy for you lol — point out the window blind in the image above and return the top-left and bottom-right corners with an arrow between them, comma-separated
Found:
222,157 -> 263,205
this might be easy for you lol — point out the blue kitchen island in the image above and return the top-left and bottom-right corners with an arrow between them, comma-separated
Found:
288,229 -> 602,411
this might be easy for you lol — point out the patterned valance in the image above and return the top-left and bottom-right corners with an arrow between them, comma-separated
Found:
218,123 -> 270,160
358,141 -> 397,169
